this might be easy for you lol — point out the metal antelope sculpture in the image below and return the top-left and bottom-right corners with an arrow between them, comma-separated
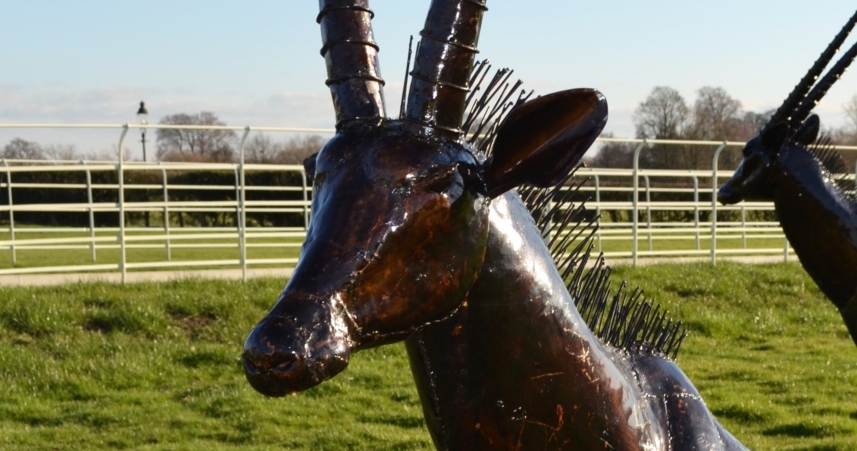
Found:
243,1 -> 748,448
718,10 -> 857,347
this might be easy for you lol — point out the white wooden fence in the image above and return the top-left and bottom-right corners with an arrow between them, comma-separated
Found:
1,124 -> 856,281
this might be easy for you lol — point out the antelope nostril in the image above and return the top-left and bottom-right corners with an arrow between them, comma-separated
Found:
242,357 -> 261,376
241,348 -> 300,377
270,358 -> 298,375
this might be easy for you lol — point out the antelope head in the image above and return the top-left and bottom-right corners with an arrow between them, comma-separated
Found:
242,0 -> 607,396
718,11 -> 857,205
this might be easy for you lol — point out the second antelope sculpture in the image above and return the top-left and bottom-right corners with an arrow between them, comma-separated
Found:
719,10 -> 857,348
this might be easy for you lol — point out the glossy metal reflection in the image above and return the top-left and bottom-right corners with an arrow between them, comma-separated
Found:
406,194 -> 744,449
243,0 -> 750,449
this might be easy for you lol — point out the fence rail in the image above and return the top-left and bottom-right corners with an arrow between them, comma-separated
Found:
2,123 -> 857,281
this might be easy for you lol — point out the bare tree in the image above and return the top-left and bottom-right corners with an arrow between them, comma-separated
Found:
633,86 -> 689,140
156,112 -> 237,162
687,87 -> 743,140
845,94 -> 857,131
633,87 -> 690,169
244,134 -> 283,164
44,144 -> 79,161
2,138 -> 45,160
585,133 -> 634,168
279,135 -> 326,164
835,94 -> 857,144
733,110 -> 771,141
83,145 -> 132,162
681,87 -> 744,168
244,134 -> 327,164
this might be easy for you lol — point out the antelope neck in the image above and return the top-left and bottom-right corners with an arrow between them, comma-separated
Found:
774,145 -> 857,309
406,192 -> 660,449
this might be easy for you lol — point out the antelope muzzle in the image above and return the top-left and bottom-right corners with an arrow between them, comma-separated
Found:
242,296 -> 352,396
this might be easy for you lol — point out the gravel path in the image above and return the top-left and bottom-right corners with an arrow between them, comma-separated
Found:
0,267 -> 295,287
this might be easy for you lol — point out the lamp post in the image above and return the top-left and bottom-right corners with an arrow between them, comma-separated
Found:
136,101 -> 151,228
136,101 -> 149,161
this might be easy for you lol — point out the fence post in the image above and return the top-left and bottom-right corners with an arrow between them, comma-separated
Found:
238,126 -> 250,282
631,140 -> 647,266
83,161 -> 96,262
692,174 -> 700,250
161,166 -> 171,261
118,124 -> 129,283
301,165 -> 310,230
644,175 -> 652,252
3,160 -> 14,264
593,174 -> 602,253
710,141 -> 727,265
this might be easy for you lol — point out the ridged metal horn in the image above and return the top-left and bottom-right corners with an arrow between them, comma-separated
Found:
791,39 -> 857,128
404,0 -> 489,137
766,10 -> 857,131
317,0 -> 386,128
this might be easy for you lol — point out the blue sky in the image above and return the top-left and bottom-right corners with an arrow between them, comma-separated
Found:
2,1 -> 857,159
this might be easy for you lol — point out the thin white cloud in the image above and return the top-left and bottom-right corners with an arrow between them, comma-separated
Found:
0,86 -> 339,158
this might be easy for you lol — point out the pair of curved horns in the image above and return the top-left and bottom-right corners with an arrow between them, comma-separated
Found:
318,0 -> 488,136
766,9 -> 857,133
318,0 -> 386,128
404,0 -> 488,136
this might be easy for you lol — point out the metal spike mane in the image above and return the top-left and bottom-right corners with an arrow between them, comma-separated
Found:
767,9 -> 857,131
520,172 -> 687,359
806,135 -> 855,197
808,135 -> 848,175
461,61 -> 533,154
398,36 -> 415,119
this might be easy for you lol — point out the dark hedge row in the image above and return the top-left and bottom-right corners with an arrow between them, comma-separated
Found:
0,169 -> 310,229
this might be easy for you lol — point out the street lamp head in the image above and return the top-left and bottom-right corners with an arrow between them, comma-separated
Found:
137,101 -> 149,162
137,101 -> 149,125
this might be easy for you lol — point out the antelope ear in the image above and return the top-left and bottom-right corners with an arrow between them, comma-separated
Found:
483,88 -> 607,198
792,114 -> 820,146
760,121 -> 789,154
303,152 -> 319,184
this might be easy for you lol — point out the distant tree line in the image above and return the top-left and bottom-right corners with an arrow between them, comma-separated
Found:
4,95 -> 857,228
586,86 -> 857,170
583,86 -> 857,224
2,112 -> 324,165
155,111 -> 325,164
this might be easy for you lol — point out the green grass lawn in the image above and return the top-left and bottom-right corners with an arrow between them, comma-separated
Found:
612,263 -> 857,450
0,262 -> 855,449
0,226 -> 790,273
594,235 -> 789,256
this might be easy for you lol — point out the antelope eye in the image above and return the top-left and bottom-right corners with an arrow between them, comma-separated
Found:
312,171 -> 327,186
420,164 -> 485,199
416,165 -> 457,194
